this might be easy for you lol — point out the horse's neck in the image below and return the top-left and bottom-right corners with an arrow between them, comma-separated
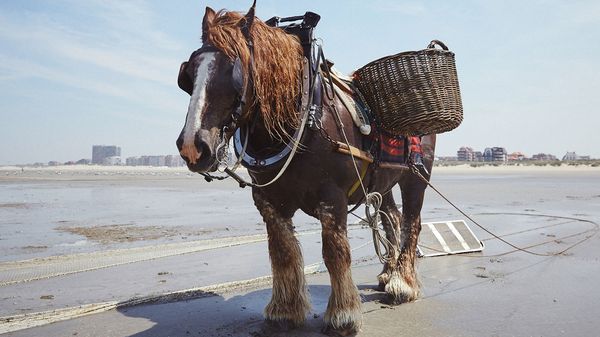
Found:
245,113 -> 287,153
248,119 -> 272,149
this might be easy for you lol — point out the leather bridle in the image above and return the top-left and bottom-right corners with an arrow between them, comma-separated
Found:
177,42 -> 254,152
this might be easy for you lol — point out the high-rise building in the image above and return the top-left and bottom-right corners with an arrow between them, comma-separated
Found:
483,147 -> 507,162
483,148 -> 493,162
457,147 -> 475,161
92,145 -> 121,164
492,147 -> 507,162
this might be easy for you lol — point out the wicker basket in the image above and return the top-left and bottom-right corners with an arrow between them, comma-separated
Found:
353,40 -> 463,136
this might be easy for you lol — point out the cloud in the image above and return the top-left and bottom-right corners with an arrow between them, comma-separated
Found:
0,1 -> 181,87
64,0 -> 183,51
0,53 -> 186,128
0,54 -> 136,101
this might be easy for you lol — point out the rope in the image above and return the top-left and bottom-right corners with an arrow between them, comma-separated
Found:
408,163 -> 600,257
364,192 -> 398,264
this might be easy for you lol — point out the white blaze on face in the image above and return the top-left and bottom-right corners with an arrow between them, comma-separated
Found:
180,52 -> 217,164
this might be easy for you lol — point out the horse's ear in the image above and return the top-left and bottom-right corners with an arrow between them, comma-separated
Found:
241,0 -> 256,39
202,6 -> 216,42
178,61 -> 193,95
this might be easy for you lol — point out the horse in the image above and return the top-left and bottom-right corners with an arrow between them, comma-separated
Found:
175,3 -> 436,335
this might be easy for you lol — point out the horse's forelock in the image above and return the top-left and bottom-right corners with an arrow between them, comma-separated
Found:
205,10 -> 303,140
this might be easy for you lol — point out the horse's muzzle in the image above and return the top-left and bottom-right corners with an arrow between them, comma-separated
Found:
176,131 -> 215,172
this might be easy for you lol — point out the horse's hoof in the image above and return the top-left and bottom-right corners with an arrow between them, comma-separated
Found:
384,272 -> 420,305
321,323 -> 359,337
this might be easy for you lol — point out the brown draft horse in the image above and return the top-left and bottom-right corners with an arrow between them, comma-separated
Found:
176,3 -> 436,335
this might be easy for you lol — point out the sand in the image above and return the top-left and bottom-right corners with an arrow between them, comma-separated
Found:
1,165 -> 599,336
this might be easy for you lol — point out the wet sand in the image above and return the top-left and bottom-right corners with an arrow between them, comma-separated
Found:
1,165 -> 599,336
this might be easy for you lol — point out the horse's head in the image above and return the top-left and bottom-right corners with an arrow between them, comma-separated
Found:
176,2 -> 303,173
176,5 -> 256,173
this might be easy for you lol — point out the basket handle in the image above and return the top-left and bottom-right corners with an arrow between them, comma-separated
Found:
427,40 -> 449,50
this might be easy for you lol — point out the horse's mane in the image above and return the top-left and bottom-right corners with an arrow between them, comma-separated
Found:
204,10 -> 303,139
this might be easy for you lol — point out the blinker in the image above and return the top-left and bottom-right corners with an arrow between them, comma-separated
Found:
232,57 -> 244,95
177,61 -> 193,95
177,44 -> 221,96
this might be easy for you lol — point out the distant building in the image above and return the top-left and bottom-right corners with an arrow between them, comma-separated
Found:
125,155 -> 185,167
48,161 -> 61,166
147,156 -> 166,166
531,153 -> 558,161
484,147 -> 507,162
126,157 -> 139,166
76,158 -> 91,165
473,151 -> 483,162
563,152 -> 591,161
508,152 -> 526,161
457,147 -> 475,161
492,147 -> 507,162
92,145 -> 121,164
165,155 -> 186,167
563,152 -> 577,161
483,148 -> 493,162
102,156 -> 122,166
532,153 -> 557,161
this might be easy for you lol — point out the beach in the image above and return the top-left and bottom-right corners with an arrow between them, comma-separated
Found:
1,165 -> 599,336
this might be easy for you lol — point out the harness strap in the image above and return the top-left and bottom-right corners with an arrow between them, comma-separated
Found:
226,57 -> 313,188
335,141 -> 373,163
347,159 -> 370,197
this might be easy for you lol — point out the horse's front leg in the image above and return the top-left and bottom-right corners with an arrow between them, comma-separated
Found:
317,197 -> 362,335
253,191 -> 310,328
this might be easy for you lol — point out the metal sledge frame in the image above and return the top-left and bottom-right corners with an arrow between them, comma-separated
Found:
417,219 -> 485,257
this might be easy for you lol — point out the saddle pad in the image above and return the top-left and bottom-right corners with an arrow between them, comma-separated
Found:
378,133 -> 423,166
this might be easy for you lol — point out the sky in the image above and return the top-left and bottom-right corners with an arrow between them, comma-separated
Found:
1,0 -> 599,164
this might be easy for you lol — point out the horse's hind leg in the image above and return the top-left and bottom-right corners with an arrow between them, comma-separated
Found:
376,193 -> 402,290
385,175 -> 428,304
317,195 -> 362,335
253,192 -> 310,327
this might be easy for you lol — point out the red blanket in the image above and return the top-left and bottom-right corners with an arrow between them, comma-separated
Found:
378,133 -> 423,165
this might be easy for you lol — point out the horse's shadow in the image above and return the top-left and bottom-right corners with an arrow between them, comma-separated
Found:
118,284 -> 385,337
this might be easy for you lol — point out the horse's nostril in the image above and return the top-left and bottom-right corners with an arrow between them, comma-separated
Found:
195,135 -> 212,162
177,130 -> 214,169
180,142 -> 202,164
199,142 -> 211,161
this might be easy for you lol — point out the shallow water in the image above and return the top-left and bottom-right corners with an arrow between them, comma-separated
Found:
1,167 -> 599,262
